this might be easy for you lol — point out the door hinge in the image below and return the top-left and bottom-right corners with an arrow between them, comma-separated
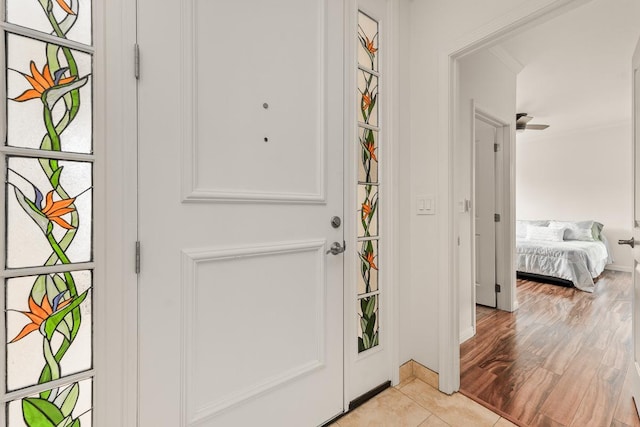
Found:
495,284 -> 501,293
135,241 -> 141,274
494,143 -> 500,152
134,44 -> 140,80
494,213 -> 501,222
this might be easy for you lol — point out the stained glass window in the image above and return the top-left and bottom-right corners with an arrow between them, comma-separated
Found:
2,0 -> 94,424
357,10 -> 380,353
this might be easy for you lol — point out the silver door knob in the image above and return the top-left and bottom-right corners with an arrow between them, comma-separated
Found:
326,241 -> 346,255
618,238 -> 635,248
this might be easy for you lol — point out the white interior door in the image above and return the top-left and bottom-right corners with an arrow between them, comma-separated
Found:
629,37 -> 640,419
137,1 -> 345,426
474,118 -> 497,307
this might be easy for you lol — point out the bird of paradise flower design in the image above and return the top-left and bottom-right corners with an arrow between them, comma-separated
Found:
357,14 -> 381,353
5,0 -> 92,425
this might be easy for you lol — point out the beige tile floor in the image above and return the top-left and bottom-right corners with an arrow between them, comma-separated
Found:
330,377 -> 517,427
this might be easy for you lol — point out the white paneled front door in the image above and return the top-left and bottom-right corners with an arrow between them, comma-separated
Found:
629,36 -> 640,420
137,1 -> 345,425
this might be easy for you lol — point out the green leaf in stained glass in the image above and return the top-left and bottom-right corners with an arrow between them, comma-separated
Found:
53,383 -> 80,418
22,397 -> 64,427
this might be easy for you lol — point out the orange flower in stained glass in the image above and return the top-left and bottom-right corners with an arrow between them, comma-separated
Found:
365,36 -> 378,55
10,295 -> 72,343
364,250 -> 378,270
13,61 -> 76,103
42,191 -> 76,230
361,93 -> 371,111
362,202 -> 372,220
56,0 -> 76,15
365,140 -> 377,161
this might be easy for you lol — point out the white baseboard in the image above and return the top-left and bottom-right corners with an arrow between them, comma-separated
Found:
605,264 -> 632,273
460,326 -> 475,344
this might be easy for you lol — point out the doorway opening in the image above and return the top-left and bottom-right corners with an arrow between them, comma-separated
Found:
453,0 -> 638,424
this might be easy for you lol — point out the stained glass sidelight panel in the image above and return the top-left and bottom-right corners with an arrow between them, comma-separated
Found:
6,157 -> 92,269
359,127 -> 378,183
6,0 -> 92,46
358,71 -> 378,127
6,34 -> 93,154
357,12 -> 378,71
357,10 -> 381,353
2,0 -> 94,422
6,271 -> 92,391
357,294 -> 379,353
358,184 -> 378,238
7,378 -> 92,426
357,240 -> 378,295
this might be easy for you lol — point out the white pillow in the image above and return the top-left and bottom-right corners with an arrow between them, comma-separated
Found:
548,221 -> 595,241
526,225 -> 565,242
516,220 -> 550,239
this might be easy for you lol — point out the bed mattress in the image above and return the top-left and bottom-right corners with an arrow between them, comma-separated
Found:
515,238 -> 610,292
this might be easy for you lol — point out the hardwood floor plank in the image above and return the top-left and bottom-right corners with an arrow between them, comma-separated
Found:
476,350 -> 543,411
570,364 -> 626,427
611,420 -> 634,427
529,413 -> 566,427
613,365 -> 640,427
541,330 -> 583,375
502,366 -> 558,425
538,345 -> 604,425
459,364 -> 497,397
461,271 -> 634,427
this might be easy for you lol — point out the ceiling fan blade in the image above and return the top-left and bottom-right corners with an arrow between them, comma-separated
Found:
516,114 -> 533,125
526,124 -> 549,130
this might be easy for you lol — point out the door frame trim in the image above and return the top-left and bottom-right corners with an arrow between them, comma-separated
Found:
472,103 -> 514,317
103,0 -> 138,424
342,0 -> 401,409
438,0 -> 592,394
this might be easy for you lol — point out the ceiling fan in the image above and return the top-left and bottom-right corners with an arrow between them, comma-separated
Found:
516,113 -> 549,132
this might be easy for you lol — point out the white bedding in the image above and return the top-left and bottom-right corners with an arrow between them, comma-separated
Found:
516,238 -> 610,292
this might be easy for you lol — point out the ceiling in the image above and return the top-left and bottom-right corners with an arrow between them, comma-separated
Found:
498,0 -> 640,140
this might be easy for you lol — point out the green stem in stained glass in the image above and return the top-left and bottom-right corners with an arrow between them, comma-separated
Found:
38,338 -> 72,399
43,338 -> 61,384
45,232 -> 78,297
43,106 -> 61,169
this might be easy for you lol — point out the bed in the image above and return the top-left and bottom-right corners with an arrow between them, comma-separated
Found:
515,220 -> 613,292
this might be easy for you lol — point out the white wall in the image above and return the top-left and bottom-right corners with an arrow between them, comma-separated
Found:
516,123 -> 633,270
457,48 -> 517,342
399,0 -> 585,374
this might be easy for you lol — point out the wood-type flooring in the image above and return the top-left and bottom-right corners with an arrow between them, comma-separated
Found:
460,270 -> 640,427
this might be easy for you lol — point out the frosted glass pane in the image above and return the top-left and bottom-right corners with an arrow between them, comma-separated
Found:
357,240 -> 378,295
358,71 -> 377,127
6,34 -> 93,154
6,271 -> 92,391
358,12 -> 378,71
358,294 -> 379,353
6,0 -> 92,46
7,378 -> 92,426
6,157 -> 92,269
358,127 -> 378,183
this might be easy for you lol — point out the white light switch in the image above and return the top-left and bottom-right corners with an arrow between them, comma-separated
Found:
416,195 -> 435,215
458,199 -> 470,213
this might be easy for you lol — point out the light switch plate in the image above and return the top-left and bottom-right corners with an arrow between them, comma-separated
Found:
416,195 -> 435,215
